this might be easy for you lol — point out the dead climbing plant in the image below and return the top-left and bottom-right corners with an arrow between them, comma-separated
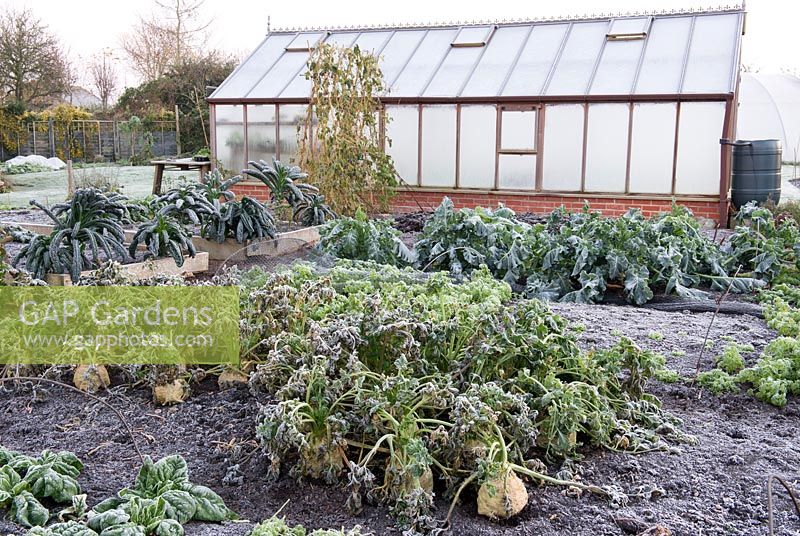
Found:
299,42 -> 397,216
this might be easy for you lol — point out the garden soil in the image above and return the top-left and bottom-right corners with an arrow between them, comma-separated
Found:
1,304 -> 799,536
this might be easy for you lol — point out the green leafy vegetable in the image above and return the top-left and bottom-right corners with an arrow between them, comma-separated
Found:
129,214 -> 196,267
316,209 -> 415,266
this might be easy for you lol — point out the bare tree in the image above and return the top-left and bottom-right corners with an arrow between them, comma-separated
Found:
0,8 -> 72,107
120,14 -> 175,81
121,0 -> 210,81
89,51 -> 119,111
155,0 -> 211,65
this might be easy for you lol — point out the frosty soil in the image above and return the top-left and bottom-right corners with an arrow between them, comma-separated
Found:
1,304 -> 797,536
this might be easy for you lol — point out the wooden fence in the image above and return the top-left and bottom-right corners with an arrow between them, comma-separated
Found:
0,120 -> 178,163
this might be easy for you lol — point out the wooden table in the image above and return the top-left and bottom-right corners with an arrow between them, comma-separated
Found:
151,158 -> 211,194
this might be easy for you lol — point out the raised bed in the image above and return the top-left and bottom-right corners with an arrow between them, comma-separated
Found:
5,221 -> 321,262
44,253 -> 209,286
192,225 -> 321,261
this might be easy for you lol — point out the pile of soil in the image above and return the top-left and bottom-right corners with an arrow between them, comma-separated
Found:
1,304 -> 798,535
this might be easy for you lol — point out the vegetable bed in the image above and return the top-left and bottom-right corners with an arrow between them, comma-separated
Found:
0,302 -> 796,536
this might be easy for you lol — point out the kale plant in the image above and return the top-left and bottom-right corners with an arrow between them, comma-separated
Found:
201,197 -> 277,244
242,159 -> 335,225
316,209 -> 415,266
129,214 -> 196,266
13,189 -> 128,282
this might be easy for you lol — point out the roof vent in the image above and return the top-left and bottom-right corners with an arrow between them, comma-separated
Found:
451,26 -> 495,47
285,32 -> 325,51
606,17 -> 652,41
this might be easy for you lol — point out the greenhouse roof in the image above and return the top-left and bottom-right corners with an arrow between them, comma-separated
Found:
209,7 -> 744,102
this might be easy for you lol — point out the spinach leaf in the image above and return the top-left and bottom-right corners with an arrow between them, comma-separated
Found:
12,490 -> 50,527
176,483 -> 236,522
26,520 -> 99,535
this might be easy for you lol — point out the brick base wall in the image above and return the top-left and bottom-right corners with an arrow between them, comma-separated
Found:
231,182 -> 728,224
391,190 -> 727,224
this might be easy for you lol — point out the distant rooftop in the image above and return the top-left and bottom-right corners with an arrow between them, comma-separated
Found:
210,5 -> 745,102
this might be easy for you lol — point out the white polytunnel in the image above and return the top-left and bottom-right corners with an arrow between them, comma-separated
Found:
737,73 -> 800,162
209,6 -> 746,223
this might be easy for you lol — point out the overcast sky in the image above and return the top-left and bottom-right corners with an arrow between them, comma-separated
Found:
1,0 -> 795,90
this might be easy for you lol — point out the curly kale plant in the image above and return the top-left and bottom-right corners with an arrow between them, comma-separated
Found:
316,209 -> 415,266
13,189 -> 128,282
129,214 -> 196,266
725,201 -> 800,281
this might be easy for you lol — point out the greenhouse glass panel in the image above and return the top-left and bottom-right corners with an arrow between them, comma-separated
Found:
634,17 -> 692,94
281,33 -> 359,97
459,106 -> 496,189
285,32 -> 325,51
392,29 -> 458,97
584,103 -> 628,192
215,105 -> 243,123
385,105 -> 419,185
380,30 -> 427,89
424,45 -> 483,97
247,105 -> 277,164
500,110 -> 536,150
212,35 -> 294,98
353,31 -> 393,53
682,14 -> 739,93
420,106 -> 456,187
461,26 -> 529,97
216,124 -> 245,171
542,104 -> 583,191
498,155 -> 536,190
503,24 -> 568,96
545,21 -> 609,96
589,36 -> 645,94
247,104 -> 275,123
629,103 -> 676,194
248,124 -> 277,164
675,101 -> 725,195
324,32 -> 359,47
278,105 -> 307,164
248,51 -> 311,98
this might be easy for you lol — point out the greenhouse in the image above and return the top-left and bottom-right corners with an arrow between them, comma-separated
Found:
208,7 -> 745,223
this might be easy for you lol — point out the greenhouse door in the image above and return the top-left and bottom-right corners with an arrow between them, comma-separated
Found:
496,105 -> 538,190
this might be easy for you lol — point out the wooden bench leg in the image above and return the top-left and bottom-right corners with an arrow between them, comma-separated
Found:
152,165 -> 165,195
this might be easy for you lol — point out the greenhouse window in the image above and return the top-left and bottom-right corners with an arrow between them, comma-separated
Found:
284,32 -> 325,52
451,26 -> 494,47
606,17 -> 652,41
